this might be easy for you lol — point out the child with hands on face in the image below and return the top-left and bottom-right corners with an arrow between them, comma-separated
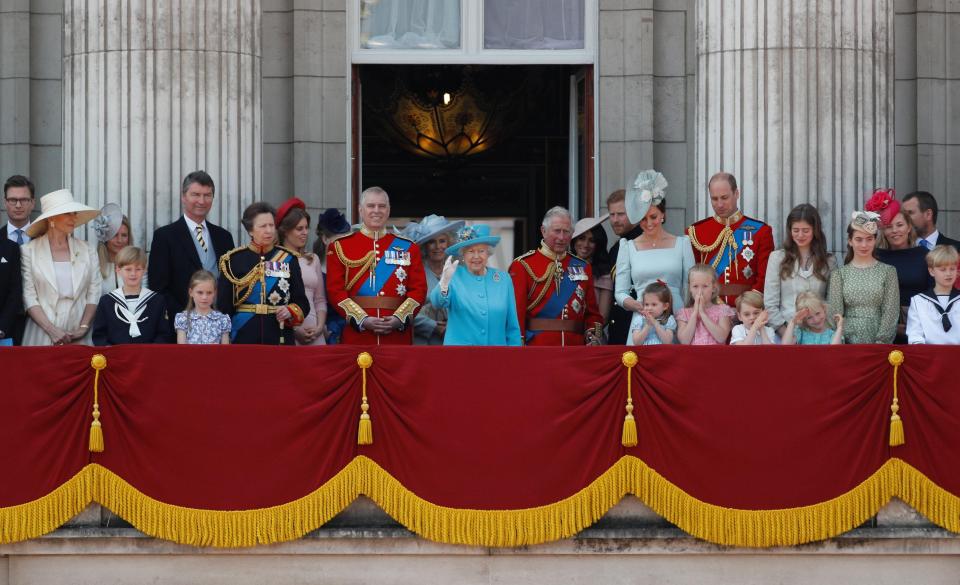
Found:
677,264 -> 735,345
781,292 -> 844,345
629,281 -> 676,345
730,290 -> 779,345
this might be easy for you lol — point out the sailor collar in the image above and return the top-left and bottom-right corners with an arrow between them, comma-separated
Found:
918,287 -> 960,306
712,210 -> 744,227
539,241 -> 568,261
360,225 -> 387,239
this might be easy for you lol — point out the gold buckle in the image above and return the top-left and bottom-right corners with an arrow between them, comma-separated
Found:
255,304 -> 268,315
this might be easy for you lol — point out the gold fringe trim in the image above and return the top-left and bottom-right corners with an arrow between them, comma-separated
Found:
0,466 -> 95,544
5,458 -> 960,548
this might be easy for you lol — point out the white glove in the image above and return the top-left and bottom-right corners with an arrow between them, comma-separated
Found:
439,256 -> 459,293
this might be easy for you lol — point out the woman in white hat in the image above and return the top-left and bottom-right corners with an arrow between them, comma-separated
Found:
20,189 -> 103,346
614,170 -> 695,345
91,203 -> 136,295
398,214 -> 464,345
571,215 -> 613,325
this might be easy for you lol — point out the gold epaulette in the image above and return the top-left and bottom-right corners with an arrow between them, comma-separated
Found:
512,249 -> 537,263
218,247 -> 264,307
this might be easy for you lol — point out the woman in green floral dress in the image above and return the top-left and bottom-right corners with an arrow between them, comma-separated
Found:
827,211 -> 900,344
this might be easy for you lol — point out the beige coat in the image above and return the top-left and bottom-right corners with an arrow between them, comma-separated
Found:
21,234 -> 102,346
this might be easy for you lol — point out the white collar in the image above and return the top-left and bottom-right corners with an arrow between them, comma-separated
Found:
183,215 -> 208,234
7,221 -> 30,235
108,287 -> 156,338
925,230 -> 941,245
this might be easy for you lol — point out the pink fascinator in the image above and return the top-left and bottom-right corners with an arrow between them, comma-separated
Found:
864,189 -> 900,226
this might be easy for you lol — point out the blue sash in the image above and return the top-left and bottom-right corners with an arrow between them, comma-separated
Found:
357,238 -> 412,297
231,250 -> 291,341
714,218 -> 763,277
526,257 -> 582,342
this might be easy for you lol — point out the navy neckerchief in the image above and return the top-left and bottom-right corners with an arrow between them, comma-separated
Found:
917,287 -> 960,332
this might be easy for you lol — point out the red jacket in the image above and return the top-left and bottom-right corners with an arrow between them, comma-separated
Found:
508,243 -> 604,347
325,227 -> 426,345
687,212 -> 774,306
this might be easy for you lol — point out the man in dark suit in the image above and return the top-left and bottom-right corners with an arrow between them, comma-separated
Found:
0,237 -> 22,344
605,189 -> 643,344
2,175 -> 35,344
902,191 -> 960,251
148,171 -> 236,319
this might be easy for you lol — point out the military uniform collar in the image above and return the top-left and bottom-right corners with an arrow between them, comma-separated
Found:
712,210 -> 743,227
248,243 -> 275,256
538,241 -> 567,261
360,225 -> 387,239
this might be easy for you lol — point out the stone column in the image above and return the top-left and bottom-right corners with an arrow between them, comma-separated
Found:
696,0 -> 894,248
63,0 -> 261,245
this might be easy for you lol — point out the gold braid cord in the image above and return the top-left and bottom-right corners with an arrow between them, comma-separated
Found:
519,259 -> 557,312
334,240 -> 375,291
218,249 -> 265,306
687,225 -> 736,269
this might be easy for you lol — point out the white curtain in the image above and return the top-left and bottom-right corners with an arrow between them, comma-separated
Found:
484,0 -> 584,50
360,0 -> 461,49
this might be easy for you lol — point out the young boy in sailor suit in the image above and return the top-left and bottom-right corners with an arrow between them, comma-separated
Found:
92,246 -> 172,345
907,245 -> 960,345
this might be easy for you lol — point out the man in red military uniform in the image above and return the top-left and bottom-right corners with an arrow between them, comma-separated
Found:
687,172 -> 774,306
509,206 -> 604,346
326,187 -> 426,345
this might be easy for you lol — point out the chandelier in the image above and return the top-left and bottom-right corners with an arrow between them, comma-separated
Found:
364,67 -> 526,164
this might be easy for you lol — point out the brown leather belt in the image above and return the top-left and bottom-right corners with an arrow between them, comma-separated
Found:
718,283 -> 750,298
353,296 -> 403,311
527,318 -> 585,333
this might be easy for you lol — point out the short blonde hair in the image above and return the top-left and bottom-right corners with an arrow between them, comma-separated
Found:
735,290 -> 764,312
115,245 -> 147,268
927,244 -> 959,268
795,291 -> 827,314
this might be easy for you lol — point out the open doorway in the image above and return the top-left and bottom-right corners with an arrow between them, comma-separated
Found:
354,64 -> 593,262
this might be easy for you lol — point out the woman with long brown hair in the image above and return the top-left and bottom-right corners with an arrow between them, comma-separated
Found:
763,203 -> 836,336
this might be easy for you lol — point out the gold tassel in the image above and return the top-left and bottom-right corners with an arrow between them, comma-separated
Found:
89,354 -> 107,453
888,350 -> 905,447
621,351 -> 638,447
357,352 -> 373,445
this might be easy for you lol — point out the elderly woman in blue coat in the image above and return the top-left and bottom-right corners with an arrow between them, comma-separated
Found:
428,224 -> 522,346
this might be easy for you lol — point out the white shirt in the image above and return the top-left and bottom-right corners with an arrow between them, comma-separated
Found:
907,291 -> 960,344
183,215 -> 210,242
6,221 -> 31,244
730,323 -> 780,345
923,230 -> 941,247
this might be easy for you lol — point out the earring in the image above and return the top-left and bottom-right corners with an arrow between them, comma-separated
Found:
661,218 -> 665,223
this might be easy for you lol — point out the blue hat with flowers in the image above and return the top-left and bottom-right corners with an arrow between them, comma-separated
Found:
396,214 -> 465,245
626,169 -> 668,224
445,224 -> 501,256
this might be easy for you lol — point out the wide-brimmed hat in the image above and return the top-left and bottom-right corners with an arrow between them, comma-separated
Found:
572,214 -> 609,240
445,224 -> 501,256
864,189 -> 900,226
626,170 -> 668,223
90,203 -> 125,242
316,208 -> 351,235
400,214 -> 465,245
849,210 -> 881,235
26,189 -> 99,238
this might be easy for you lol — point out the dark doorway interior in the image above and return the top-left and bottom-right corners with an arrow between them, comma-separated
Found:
359,64 -> 578,254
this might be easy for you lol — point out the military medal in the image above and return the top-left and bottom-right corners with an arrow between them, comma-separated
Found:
743,266 -> 754,279
741,247 -> 755,262
268,291 -> 282,305
396,283 -> 407,296
395,266 -> 407,282
278,278 -> 290,293
575,285 -> 585,299
493,271 -> 501,282
572,299 -> 582,314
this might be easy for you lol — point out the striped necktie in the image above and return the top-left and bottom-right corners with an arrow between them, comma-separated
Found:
195,225 -> 208,252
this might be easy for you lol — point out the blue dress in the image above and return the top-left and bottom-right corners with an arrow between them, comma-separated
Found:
614,235 -> 695,329
428,265 -> 522,346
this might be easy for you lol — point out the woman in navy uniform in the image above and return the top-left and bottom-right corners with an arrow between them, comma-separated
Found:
218,202 -> 308,345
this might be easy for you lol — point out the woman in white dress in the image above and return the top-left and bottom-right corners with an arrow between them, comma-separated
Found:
21,189 -> 102,346
614,170 -> 695,345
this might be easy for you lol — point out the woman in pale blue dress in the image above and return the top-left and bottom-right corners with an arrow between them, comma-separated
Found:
614,170 -> 695,345
428,224 -> 522,346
